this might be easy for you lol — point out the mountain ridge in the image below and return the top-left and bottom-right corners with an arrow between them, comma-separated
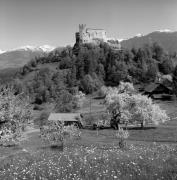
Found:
121,30 -> 177,53
0,45 -> 56,70
1,45 -> 55,54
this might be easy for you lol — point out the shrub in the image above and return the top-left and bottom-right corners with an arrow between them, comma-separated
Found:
40,121 -> 81,148
63,125 -> 81,140
80,74 -> 103,94
55,90 -> 85,112
97,86 -> 108,97
55,90 -> 74,113
37,111 -> 50,127
82,114 -> 97,126
115,127 -> 129,148
40,121 -> 64,147
72,91 -> 85,109
0,127 -> 19,147
159,59 -> 174,75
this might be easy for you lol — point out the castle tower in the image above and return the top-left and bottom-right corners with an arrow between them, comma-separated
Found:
79,24 -> 87,43
79,24 -> 86,34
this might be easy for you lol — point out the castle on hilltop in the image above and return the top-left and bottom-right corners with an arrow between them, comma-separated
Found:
75,24 -> 121,50
76,24 -> 107,44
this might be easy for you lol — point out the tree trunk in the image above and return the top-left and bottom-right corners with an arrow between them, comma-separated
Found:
141,121 -> 145,129
125,122 -> 128,130
116,122 -> 119,130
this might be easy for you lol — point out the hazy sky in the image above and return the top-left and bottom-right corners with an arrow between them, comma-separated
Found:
1,0 -> 177,50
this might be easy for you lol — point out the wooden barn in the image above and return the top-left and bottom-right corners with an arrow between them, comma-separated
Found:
48,113 -> 83,128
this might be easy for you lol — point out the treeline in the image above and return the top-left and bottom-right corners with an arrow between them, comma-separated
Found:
13,42 -> 177,104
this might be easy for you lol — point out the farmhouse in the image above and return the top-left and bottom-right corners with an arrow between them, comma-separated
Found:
143,73 -> 174,100
48,113 -> 83,128
143,82 -> 173,99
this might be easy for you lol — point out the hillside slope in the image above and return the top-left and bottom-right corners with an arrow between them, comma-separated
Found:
121,31 -> 177,53
0,50 -> 44,69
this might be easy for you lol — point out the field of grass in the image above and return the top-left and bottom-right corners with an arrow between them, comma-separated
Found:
0,129 -> 177,179
0,97 -> 177,179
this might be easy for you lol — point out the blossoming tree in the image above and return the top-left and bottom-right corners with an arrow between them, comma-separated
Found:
105,82 -> 169,129
0,87 -> 32,146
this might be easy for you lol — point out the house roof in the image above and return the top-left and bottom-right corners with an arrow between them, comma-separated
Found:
48,113 -> 81,122
144,82 -> 173,93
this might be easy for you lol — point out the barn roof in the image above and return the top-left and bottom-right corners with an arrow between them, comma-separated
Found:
48,113 -> 81,122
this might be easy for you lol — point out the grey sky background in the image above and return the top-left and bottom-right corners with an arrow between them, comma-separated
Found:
0,0 -> 177,50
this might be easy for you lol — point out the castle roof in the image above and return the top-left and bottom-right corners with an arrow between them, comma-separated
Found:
86,28 -> 105,31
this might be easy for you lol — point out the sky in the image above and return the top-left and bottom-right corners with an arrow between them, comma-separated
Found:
0,0 -> 177,50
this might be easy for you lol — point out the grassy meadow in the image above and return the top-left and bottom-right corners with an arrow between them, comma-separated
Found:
0,96 -> 177,179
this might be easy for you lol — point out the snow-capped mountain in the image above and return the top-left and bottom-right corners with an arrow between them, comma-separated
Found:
135,33 -> 143,37
156,29 -> 173,33
11,45 -> 55,53
0,49 -> 6,54
39,45 -> 56,52
0,45 -> 56,70
118,38 -> 127,42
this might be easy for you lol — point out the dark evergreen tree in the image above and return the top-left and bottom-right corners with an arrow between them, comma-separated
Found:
159,58 -> 174,75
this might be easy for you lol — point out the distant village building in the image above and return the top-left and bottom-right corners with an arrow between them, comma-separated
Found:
143,74 -> 174,100
75,24 -> 121,50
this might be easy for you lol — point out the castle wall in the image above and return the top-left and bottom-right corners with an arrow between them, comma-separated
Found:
86,29 -> 107,42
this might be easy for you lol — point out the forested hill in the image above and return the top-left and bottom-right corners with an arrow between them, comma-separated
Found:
121,31 -> 177,53
4,42 -> 175,105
